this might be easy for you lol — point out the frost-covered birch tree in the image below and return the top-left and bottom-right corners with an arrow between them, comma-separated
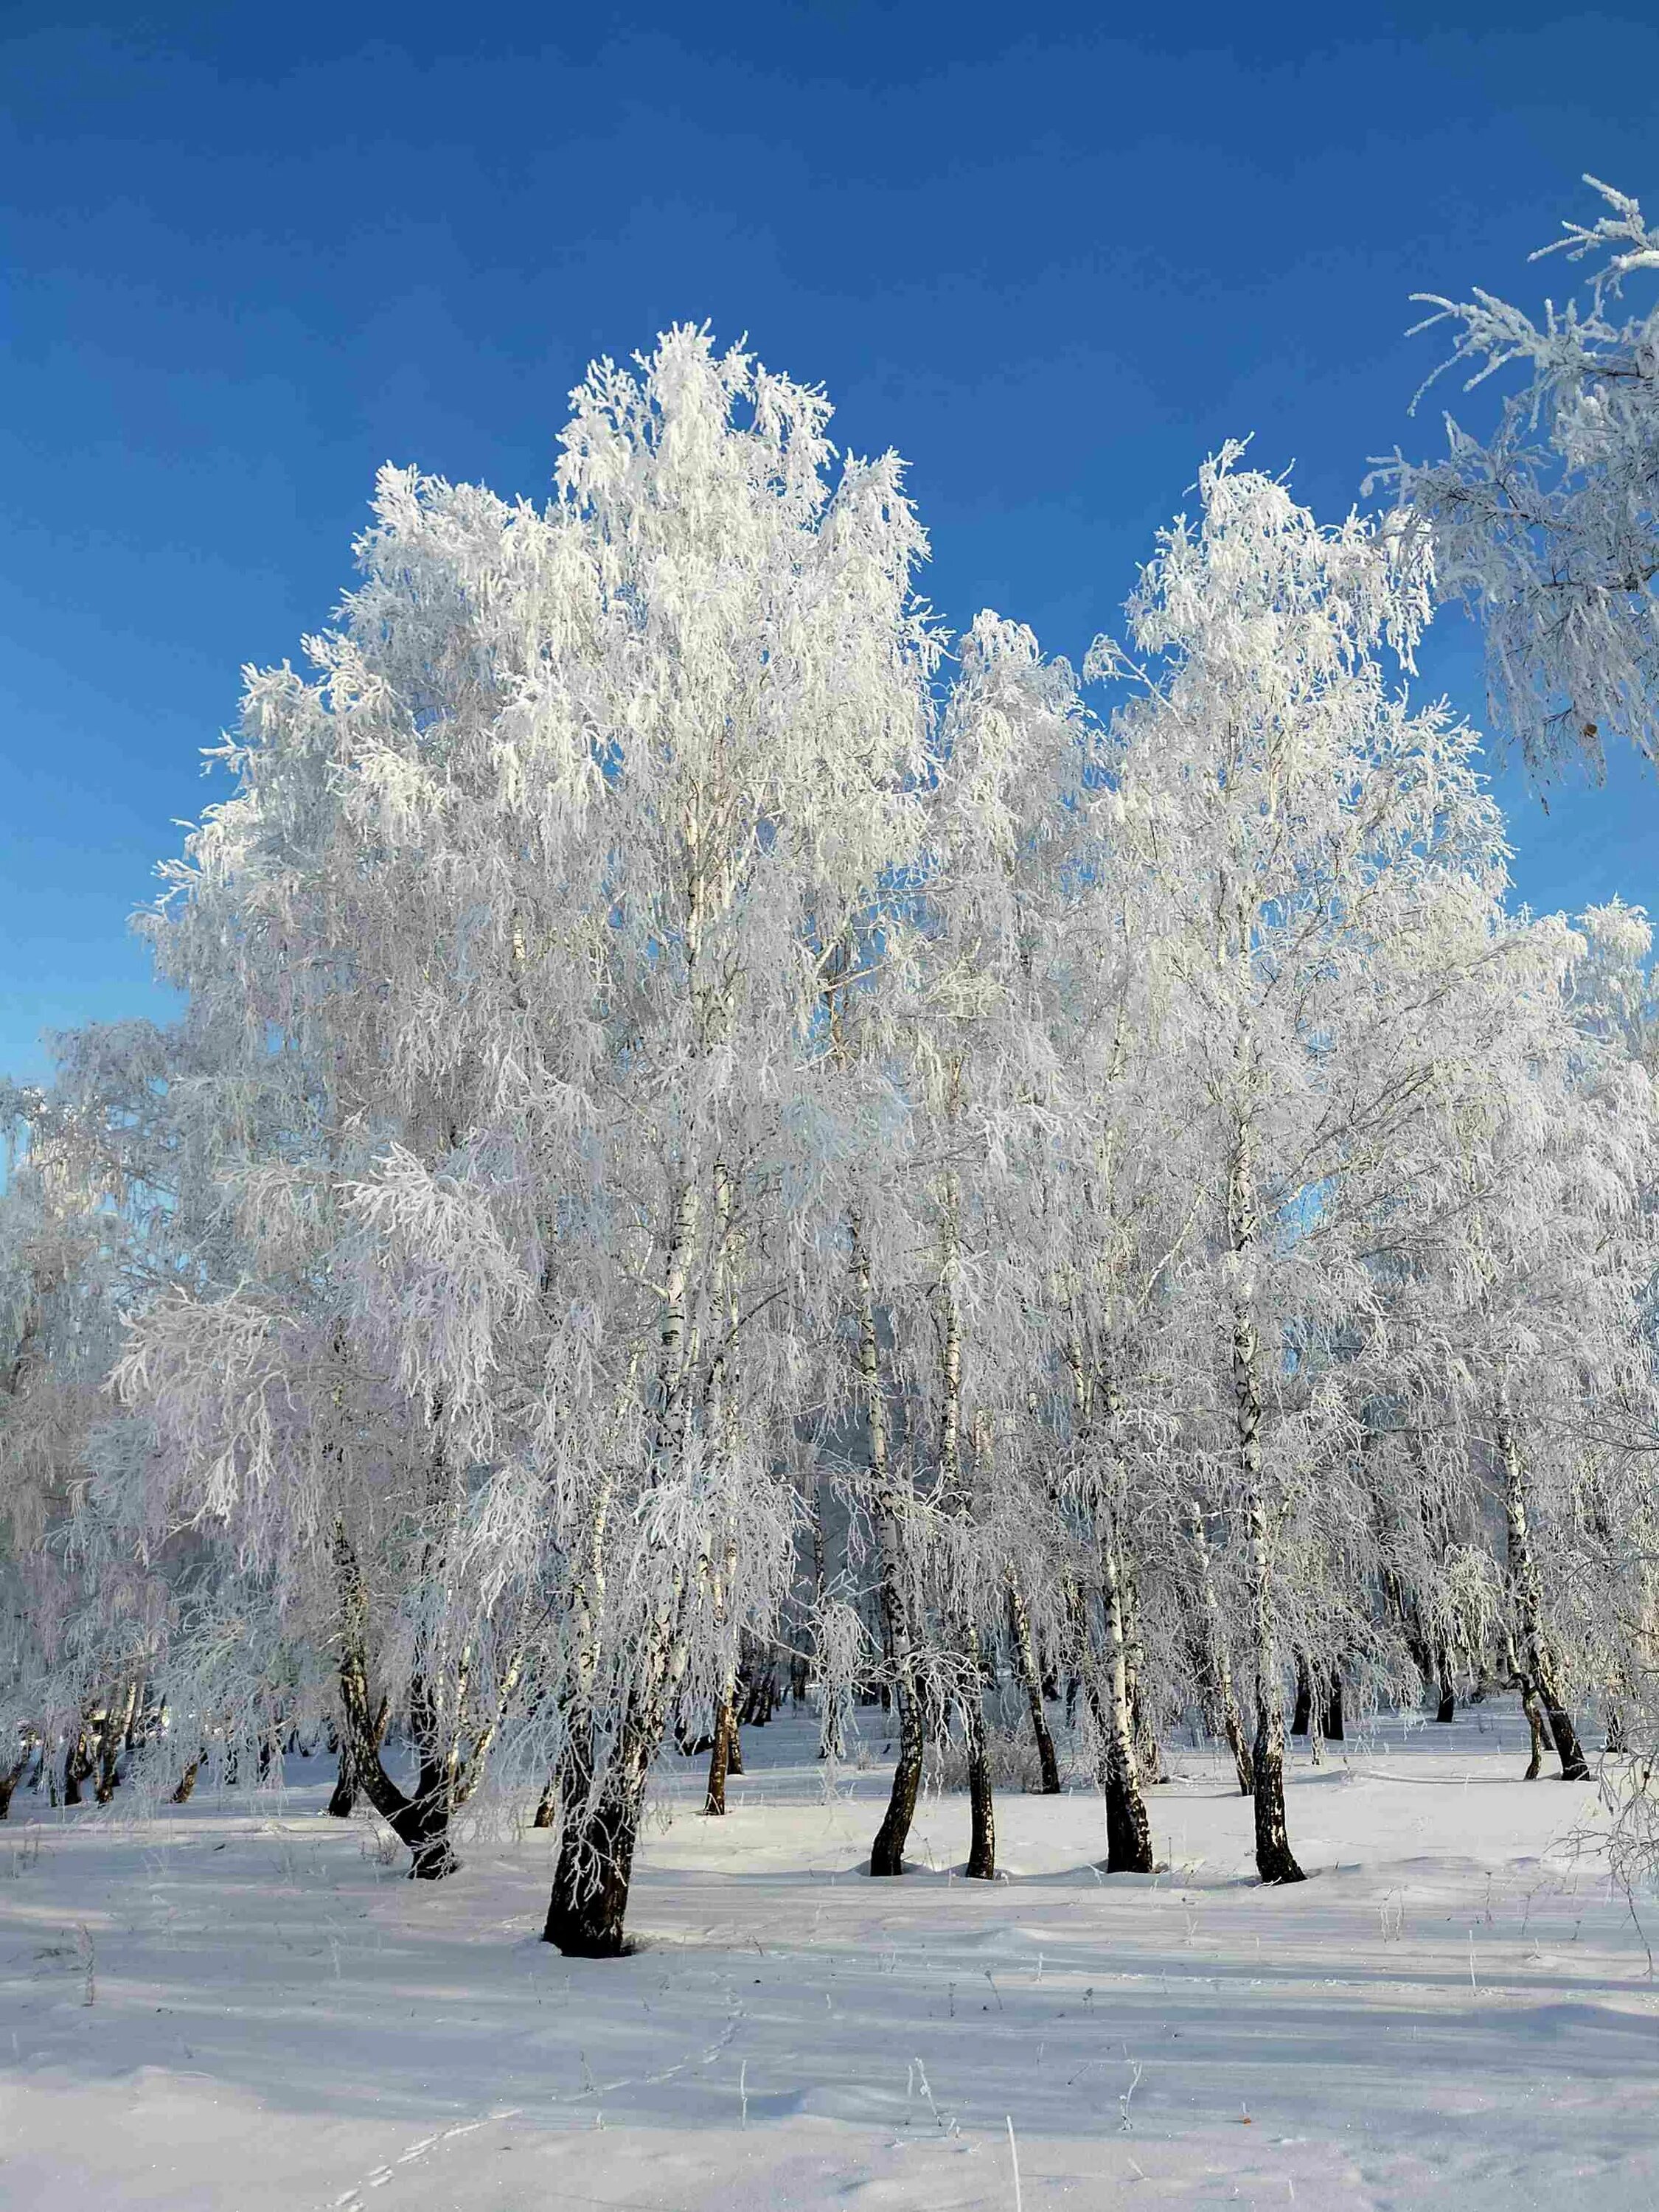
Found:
1388,176 -> 1659,777
108,328 -> 941,1944
1093,451 -> 1538,1881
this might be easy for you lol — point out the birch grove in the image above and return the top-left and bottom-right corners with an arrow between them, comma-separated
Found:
4,317 -> 1658,1958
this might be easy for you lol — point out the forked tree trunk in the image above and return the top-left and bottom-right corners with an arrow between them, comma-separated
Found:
94,1683 -> 140,1804
1521,1680 -> 1551,1780
1498,1402 -> 1590,1783
1189,1503 -> 1252,1795
1536,1683 -> 1587,1781
1007,1573 -> 1062,1794
1435,1650 -> 1455,1725
334,1522 -> 459,1879
327,1692 -> 388,1818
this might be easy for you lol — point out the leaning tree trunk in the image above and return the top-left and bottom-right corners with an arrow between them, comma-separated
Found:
334,1521 -> 459,1879
1498,1402 -> 1590,1783
170,1750 -> 206,1804
851,1214 -> 927,1879
1517,1663 -> 1552,1780
1008,1572 -> 1062,1795
868,1512 -> 925,1877
705,1679 -> 739,1817
0,1746 -> 29,1820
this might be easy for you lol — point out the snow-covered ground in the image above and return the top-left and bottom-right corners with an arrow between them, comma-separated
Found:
1,1703 -> 1654,2211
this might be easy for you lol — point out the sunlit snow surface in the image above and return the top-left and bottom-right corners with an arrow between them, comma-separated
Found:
1,1703 -> 1654,2210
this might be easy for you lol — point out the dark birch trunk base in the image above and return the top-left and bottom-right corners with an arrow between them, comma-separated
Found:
351,1746 -> 459,1879
1251,1704 -> 1305,1885
1290,1657 -> 1312,1738
388,1753 -> 461,1879
869,1690 -> 925,1876
705,1696 -> 737,1816
0,1751 -> 27,1820
1225,1694 -> 1255,1796
542,1792 -> 639,1958
326,1739 -> 358,1818
963,1701 -> 995,1880
1132,1686 -> 1166,1785
1322,1672 -> 1344,1743
876,1699 -> 929,1876
63,1739 -> 91,1807
1029,1705 -> 1062,1796
1103,1758 -> 1154,1873
1521,1682 -> 1550,1780
1009,1580 -> 1062,1795
1539,1686 -> 1590,1781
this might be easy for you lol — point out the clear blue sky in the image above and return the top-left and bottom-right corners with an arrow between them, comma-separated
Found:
4,3 -> 1656,1078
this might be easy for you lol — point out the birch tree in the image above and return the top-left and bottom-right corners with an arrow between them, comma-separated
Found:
1389,176 -> 1659,777
1095,451 -> 1532,1881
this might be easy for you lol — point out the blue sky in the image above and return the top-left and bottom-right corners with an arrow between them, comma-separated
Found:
3,3 -> 1656,1078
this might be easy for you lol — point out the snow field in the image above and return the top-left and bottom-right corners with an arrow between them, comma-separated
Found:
1,1705 -> 1655,2212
